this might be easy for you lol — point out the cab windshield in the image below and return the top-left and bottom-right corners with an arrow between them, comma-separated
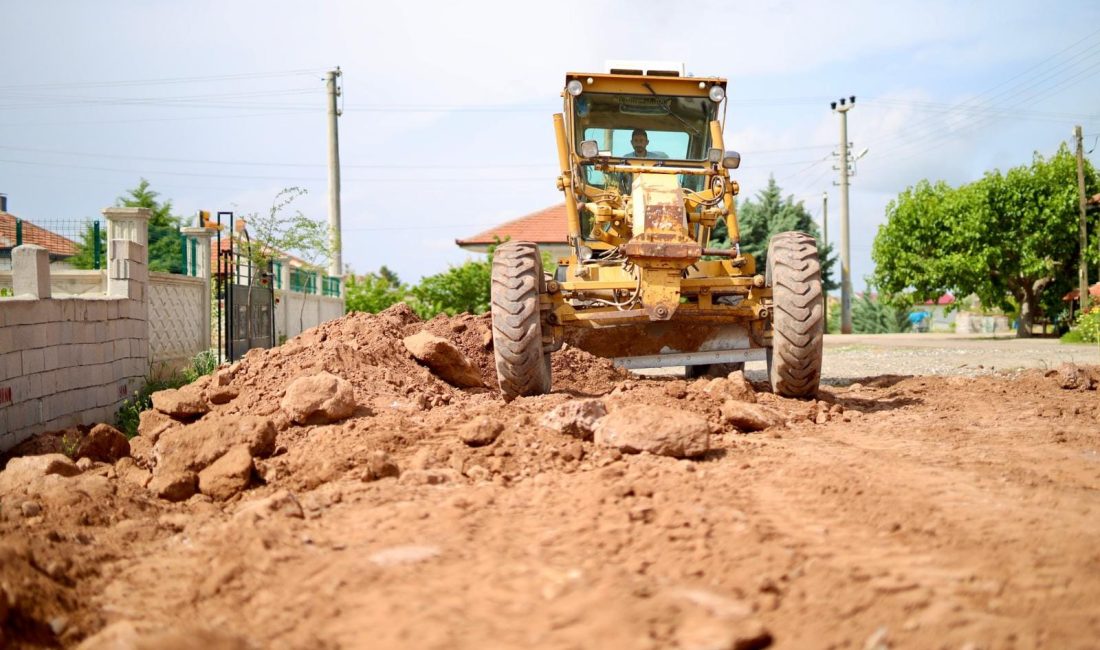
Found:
573,92 -> 715,161
572,92 -> 715,192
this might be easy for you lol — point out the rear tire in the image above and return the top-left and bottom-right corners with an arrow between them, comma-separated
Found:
766,232 -> 824,398
491,242 -> 551,401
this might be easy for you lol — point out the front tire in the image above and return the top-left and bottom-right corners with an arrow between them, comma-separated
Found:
491,242 -> 551,401
766,232 -> 824,398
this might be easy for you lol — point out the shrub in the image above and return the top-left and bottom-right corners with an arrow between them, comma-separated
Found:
1067,306 -> 1100,343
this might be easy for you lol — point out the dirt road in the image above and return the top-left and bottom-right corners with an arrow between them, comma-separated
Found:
2,307 -> 1099,649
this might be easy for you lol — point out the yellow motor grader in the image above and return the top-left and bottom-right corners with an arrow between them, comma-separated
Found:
490,63 -> 823,400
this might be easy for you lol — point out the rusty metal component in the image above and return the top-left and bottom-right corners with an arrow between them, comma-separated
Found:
752,274 -> 765,287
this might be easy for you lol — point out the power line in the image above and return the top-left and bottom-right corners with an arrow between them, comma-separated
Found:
0,157 -> 550,183
0,69 -> 327,91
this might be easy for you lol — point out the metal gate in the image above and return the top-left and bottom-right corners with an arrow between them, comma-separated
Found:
215,212 -> 275,362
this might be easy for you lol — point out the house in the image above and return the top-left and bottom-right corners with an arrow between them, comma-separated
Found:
456,203 -> 571,260
0,199 -> 81,270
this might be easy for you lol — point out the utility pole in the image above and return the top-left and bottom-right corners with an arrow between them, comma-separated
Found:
326,67 -> 343,279
822,191 -> 829,329
831,96 -> 855,334
1075,125 -> 1089,311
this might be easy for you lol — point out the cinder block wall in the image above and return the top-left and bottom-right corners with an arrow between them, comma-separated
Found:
0,296 -> 147,450
0,207 -> 153,452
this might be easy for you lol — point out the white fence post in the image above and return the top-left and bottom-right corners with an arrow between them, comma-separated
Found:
181,226 -> 215,352
12,244 -> 51,298
103,207 -> 150,302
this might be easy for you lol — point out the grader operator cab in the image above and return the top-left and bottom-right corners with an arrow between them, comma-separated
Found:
490,63 -> 824,400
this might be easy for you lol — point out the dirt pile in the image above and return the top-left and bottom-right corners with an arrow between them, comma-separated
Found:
3,307 -> 1100,648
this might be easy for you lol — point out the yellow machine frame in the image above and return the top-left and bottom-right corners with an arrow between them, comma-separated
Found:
543,71 -> 772,366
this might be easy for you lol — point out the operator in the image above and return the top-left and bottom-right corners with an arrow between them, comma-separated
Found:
629,129 -> 669,159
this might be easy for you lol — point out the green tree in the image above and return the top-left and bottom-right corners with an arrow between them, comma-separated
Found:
345,265 -> 408,313
71,178 -> 183,272
712,176 -> 837,292
242,188 -> 334,332
408,258 -> 492,318
873,144 -> 1098,338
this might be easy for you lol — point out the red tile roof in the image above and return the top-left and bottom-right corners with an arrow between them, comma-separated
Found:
1062,283 -> 1100,301
923,293 -> 955,306
456,204 -> 570,246
0,213 -> 80,257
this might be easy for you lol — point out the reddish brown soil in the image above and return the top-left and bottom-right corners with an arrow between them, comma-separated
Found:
2,305 -> 1099,649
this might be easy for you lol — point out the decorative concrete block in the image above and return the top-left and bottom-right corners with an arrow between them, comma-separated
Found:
12,245 -> 50,298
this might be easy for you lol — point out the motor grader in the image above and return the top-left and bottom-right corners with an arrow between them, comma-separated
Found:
490,63 -> 823,400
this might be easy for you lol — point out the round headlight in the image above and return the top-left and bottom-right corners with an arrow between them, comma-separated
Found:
708,85 -> 725,103
566,80 -> 584,97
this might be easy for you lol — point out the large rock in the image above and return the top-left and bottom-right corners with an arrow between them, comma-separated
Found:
137,409 -> 177,443
151,386 -> 209,421
720,400 -> 785,432
115,457 -> 152,489
457,416 -> 503,447
593,407 -> 709,458
148,470 -> 197,502
402,331 -> 484,388
541,399 -> 608,440
198,445 -> 254,501
0,454 -> 81,494
155,414 -> 276,474
280,372 -> 357,425
76,423 -> 130,463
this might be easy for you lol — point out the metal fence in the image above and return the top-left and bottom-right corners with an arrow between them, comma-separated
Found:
0,217 -> 104,271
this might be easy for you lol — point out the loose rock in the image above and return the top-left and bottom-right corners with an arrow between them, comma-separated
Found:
593,406 -> 709,458
458,416 -> 503,447
198,445 -> 254,501
148,470 -> 198,502
151,386 -> 209,421
0,454 -> 81,494
366,451 -> 401,481
280,372 -> 357,425
720,400 -> 785,432
155,414 -> 276,474
402,331 -> 484,388
541,399 -> 608,439
76,423 -> 130,463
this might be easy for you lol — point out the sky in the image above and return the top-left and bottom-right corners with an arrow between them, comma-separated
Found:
2,0 -> 1099,289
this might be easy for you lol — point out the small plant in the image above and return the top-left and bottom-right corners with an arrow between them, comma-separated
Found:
60,431 -> 80,459
114,350 -> 220,438
183,349 -> 218,383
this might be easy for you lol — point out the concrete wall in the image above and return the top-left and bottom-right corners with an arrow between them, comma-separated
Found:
0,269 -> 106,296
276,290 -> 344,343
148,272 -> 208,372
0,295 -> 147,448
0,207 -> 151,451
